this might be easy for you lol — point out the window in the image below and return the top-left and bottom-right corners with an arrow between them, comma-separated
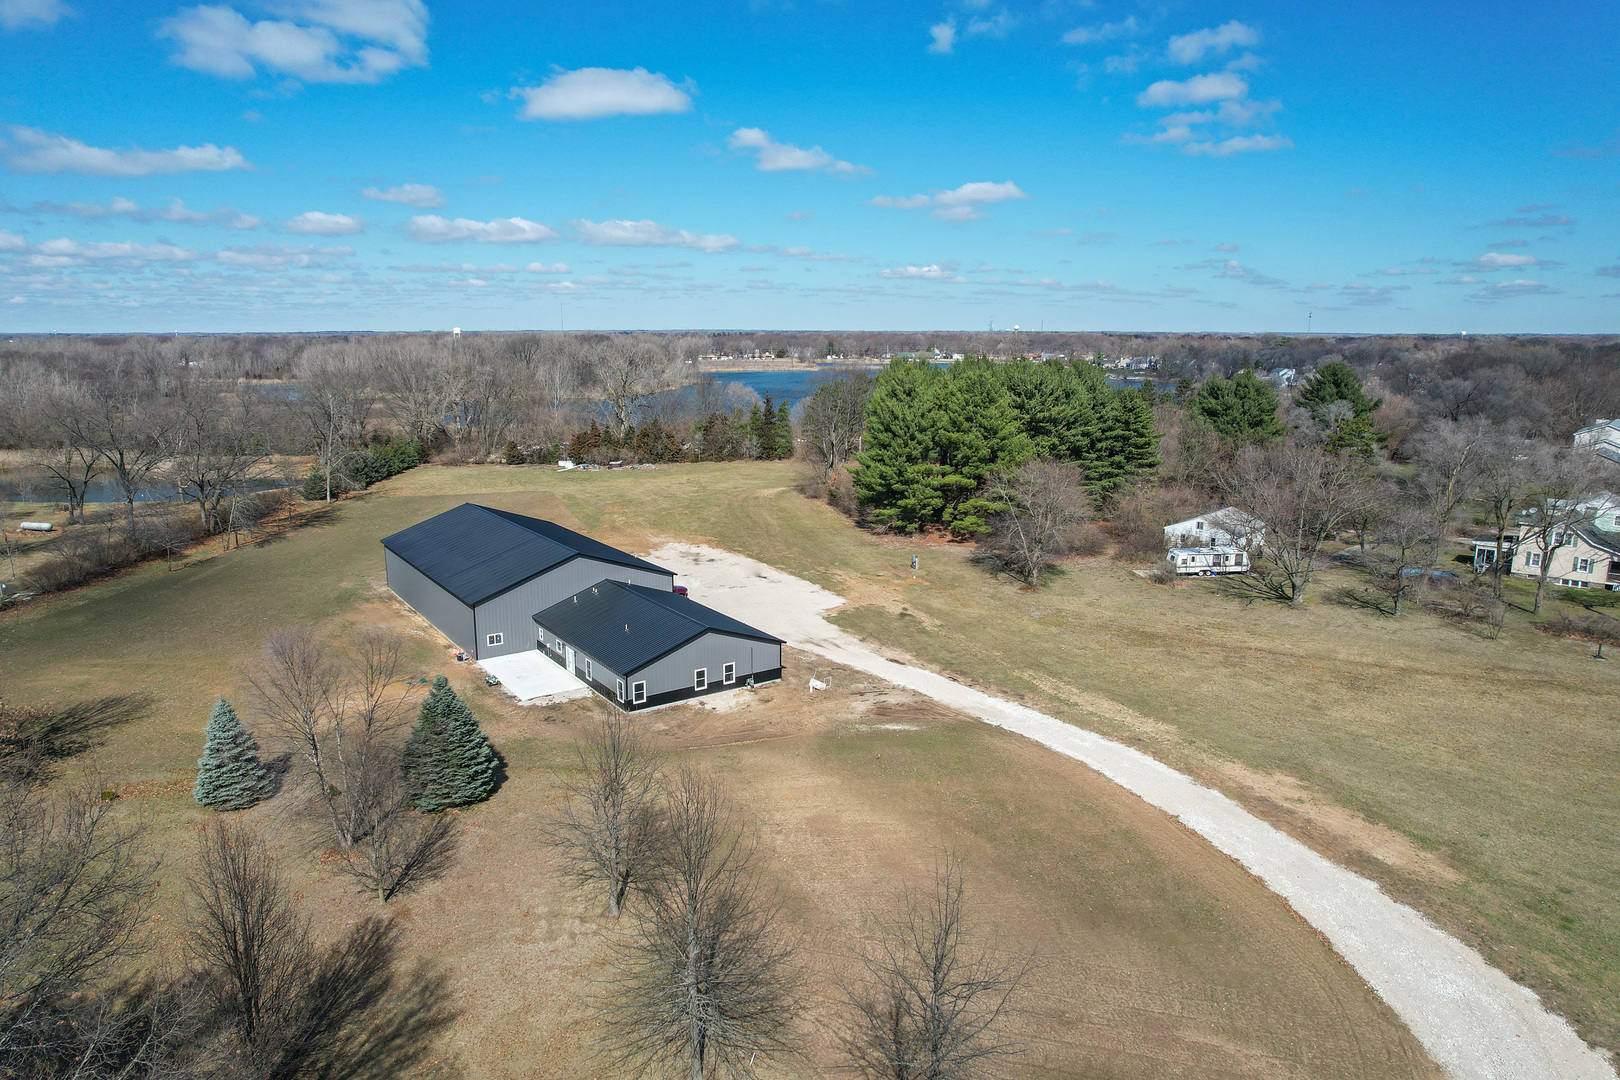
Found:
617,679 -> 626,703
1559,579 -> 1591,589
723,663 -> 736,685
694,668 -> 708,692
486,633 -> 503,647
1575,557 -> 1596,573
584,659 -> 592,680
632,681 -> 646,704
1526,552 -> 1543,568
1194,521 -> 1205,531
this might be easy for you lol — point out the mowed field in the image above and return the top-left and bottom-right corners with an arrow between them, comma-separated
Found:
0,460 -> 1613,1074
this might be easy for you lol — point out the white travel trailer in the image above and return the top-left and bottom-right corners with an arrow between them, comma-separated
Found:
1166,546 -> 1251,576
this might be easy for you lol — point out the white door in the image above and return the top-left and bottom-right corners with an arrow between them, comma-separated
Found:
564,645 -> 576,673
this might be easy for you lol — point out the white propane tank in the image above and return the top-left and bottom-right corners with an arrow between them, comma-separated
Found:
18,522 -> 53,532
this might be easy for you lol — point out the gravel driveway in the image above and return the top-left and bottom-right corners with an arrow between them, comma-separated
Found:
652,542 -> 1616,1080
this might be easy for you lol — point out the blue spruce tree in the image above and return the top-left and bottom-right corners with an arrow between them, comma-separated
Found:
193,698 -> 273,811
401,676 -> 498,812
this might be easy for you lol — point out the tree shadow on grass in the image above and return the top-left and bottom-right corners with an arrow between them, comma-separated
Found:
1214,570 -> 1296,606
269,916 -> 461,1080
0,693 -> 151,783
248,500 -> 350,550
1326,586 -> 1393,617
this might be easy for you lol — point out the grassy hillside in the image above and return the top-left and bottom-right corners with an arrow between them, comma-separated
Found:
1,460 -> 1613,1070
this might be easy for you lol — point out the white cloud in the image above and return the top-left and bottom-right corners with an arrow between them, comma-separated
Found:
361,182 -> 442,207
1168,21 -> 1259,64
879,264 -> 964,282
512,67 -> 692,121
23,196 -> 262,228
927,20 -> 956,54
965,10 -> 1017,38
1463,251 -> 1556,270
1214,242 -> 1238,252
214,242 -> 353,268
406,215 -> 557,244
1,125 -> 250,176
869,180 -> 1027,222
1469,279 -> 1551,301
24,238 -> 201,266
283,210 -> 364,235
568,218 -> 739,253
1,0 -> 68,29
0,230 -> 28,251
525,261 -> 570,273
160,0 -> 429,84
1137,72 -> 1248,107
726,127 -> 867,175
1062,17 -> 1138,45
1183,133 -> 1293,156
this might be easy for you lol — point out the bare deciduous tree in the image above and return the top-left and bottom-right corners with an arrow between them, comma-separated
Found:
546,712 -> 664,917
1373,498 -> 1441,617
1476,427 -> 1541,597
187,819 -> 310,1054
1223,440 -> 1373,605
596,336 -> 672,438
294,347 -> 378,503
801,374 -> 875,485
0,780 -> 159,1057
607,768 -> 798,1080
841,856 -> 1026,1080
338,746 -> 459,904
249,625 -> 347,844
186,819 -> 458,1078
975,460 -> 1090,589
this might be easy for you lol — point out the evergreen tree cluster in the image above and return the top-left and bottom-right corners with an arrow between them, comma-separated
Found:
854,357 -> 1160,536
300,434 -> 428,500
400,676 -> 498,813
193,698 -> 274,811
1188,368 -> 1286,446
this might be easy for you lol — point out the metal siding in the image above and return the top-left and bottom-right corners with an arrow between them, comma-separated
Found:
473,557 -> 673,659
632,633 -> 782,696
385,549 -> 475,652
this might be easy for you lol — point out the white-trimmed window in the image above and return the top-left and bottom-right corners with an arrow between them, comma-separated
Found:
694,668 -> 708,692
584,659 -> 593,680
632,681 -> 646,704
486,633 -> 503,647
1526,552 -> 1543,568
617,678 -> 626,703
1575,557 -> 1596,573
723,662 -> 736,685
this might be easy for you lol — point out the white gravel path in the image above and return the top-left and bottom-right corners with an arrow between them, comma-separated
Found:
652,542 -> 1616,1080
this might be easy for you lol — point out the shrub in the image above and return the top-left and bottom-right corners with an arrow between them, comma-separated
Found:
22,530 -> 148,593
1066,522 -> 1110,557
1104,483 -> 1206,561
829,467 -> 858,518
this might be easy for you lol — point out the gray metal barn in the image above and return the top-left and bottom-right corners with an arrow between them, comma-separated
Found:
535,580 -> 783,710
381,503 -> 674,660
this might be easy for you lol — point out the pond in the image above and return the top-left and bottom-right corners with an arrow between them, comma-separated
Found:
704,364 -> 1162,404
0,469 -> 287,505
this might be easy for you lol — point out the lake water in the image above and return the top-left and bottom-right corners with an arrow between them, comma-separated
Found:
0,471 -> 286,505
706,364 -> 1159,404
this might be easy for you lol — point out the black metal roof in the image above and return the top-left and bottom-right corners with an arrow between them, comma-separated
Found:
380,503 -> 672,607
534,580 -> 783,676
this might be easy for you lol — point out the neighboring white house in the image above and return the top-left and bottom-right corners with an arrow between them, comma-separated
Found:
1573,419 -> 1620,464
1164,508 -> 1266,551
1509,526 -> 1620,590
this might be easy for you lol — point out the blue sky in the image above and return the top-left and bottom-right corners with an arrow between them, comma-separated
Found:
0,0 -> 1615,333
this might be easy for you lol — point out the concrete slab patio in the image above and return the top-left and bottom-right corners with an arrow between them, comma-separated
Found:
478,650 -> 592,705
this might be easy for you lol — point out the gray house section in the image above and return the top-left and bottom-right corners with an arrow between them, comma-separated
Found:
380,504 -> 675,660
472,556 -> 672,659
384,548 -> 475,653
632,633 -> 782,696
534,580 -> 784,710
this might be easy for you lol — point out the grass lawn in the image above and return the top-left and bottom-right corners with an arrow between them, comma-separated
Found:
0,459 -> 1611,1071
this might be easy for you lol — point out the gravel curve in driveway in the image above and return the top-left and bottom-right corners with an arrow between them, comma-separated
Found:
652,542 -> 1616,1080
